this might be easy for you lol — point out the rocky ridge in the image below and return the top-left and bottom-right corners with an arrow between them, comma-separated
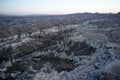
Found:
0,13 -> 120,80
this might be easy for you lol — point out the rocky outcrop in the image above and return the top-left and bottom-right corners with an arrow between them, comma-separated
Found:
0,14 -> 120,80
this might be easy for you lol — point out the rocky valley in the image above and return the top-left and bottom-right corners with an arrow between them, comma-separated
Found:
0,13 -> 120,80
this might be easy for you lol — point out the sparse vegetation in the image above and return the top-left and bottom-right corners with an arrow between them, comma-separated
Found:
0,13 -> 120,80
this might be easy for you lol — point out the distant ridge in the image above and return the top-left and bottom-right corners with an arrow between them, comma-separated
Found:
0,12 -> 119,17
0,14 -> 60,17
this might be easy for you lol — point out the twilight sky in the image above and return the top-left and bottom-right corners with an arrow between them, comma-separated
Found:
0,0 -> 120,15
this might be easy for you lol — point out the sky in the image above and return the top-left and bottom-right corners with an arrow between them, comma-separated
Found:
0,0 -> 120,15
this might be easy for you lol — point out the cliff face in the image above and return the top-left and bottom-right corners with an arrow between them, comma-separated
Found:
0,13 -> 120,80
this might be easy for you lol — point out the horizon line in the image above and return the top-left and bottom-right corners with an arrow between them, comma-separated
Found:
0,11 -> 120,16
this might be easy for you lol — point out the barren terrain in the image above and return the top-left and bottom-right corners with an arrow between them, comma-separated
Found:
0,13 -> 120,80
